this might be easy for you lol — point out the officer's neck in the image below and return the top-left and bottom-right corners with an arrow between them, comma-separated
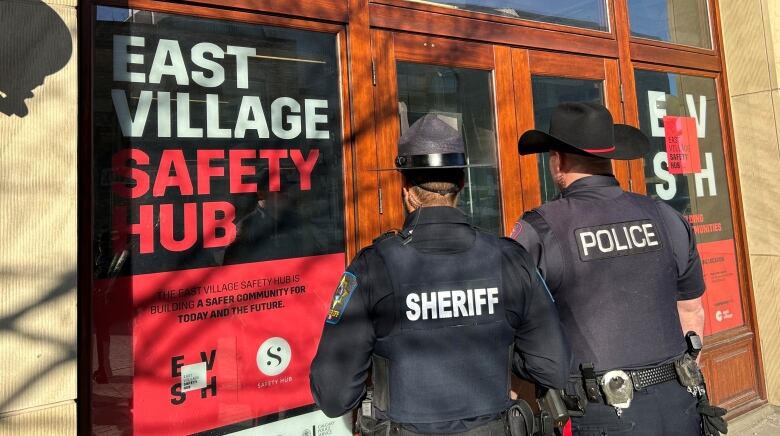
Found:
558,172 -> 596,190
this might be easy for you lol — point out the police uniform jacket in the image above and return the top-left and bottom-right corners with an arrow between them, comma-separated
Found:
512,175 -> 705,375
311,206 -> 570,434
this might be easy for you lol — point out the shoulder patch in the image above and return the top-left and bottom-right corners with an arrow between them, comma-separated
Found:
325,272 -> 358,325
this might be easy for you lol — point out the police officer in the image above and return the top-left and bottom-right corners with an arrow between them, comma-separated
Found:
511,102 -> 726,436
311,114 -> 570,435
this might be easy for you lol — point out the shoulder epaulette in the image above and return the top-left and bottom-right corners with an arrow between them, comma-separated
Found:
372,229 -> 401,244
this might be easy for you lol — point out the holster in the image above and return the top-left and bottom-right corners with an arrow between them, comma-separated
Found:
507,400 -> 534,436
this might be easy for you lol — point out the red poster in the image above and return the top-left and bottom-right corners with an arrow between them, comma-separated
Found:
664,116 -> 701,174
97,254 -> 344,435
697,239 -> 743,334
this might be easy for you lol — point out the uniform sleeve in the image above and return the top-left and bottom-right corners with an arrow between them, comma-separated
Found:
656,202 -> 706,301
511,212 -> 564,291
501,239 -> 570,390
310,251 -> 376,417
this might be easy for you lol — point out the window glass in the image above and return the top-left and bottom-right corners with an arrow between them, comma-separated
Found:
530,76 -> 604,203
628,0 -> 712,48
635,70 -> 743,335
92,7 -> 350,434
396,62 -> 502,234
407,0 -> 608,31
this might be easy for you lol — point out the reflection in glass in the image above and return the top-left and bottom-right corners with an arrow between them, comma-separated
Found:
635,69 -> 743,335
628,0 -> 712,48
530,76 -> 604,203
92,7 -> 346,434
412,0 -> 608,31
396,62 -> 501,234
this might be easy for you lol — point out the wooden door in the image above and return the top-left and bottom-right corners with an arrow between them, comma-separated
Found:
371,30 -> 523,236
512,49 -> 630,210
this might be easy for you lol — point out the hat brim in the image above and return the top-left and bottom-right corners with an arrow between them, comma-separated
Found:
518,124 -> 650,160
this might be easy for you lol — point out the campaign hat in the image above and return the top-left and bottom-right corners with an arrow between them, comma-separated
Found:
517,102 -> 650,160
377,113 -> 491,171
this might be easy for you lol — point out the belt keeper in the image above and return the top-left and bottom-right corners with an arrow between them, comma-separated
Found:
580,363 -> 602,403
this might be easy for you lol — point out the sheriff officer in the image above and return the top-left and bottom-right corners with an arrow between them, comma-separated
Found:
511,102 -> 725,435
311,114 -> 570,435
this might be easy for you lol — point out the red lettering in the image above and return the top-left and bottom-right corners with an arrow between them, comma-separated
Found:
159,203 -> 198,252
153,150 -> 193,197
113,204 -> 155,254
112,148 -> 150,199
203,201 -> 236,248
259,149 -> 288,192
290,149 -> 320,191
229,149 -> 257,193
197,150 -> 225,195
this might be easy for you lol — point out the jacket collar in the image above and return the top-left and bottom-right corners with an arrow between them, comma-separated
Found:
403,206 -> 469,229
560,174 -> 620,198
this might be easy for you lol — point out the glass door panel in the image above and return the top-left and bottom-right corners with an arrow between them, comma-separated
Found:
372,32 -> 506,235
515,50 -> 625,209
396,62 -> 501,233
531,77 -> 605,202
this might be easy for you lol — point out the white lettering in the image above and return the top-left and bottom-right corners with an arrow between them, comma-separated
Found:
157,91 -> 171,138
487,288 -> 499,315
113,35 -> 145,83
629,226 -> 647,247
176,92 -> 203,138
149,39 -> 189,85
653,152 -> 677,201
206,94 -> 231,138
226,45 -> 256,89
452,290 -> 467,317
694,153 -> 717,197
405,288 -> 499,321
112,89 -> 151,137
234,96 -> 270,139
271,97 -> 302,139
406,294 -> 420,321
611,228 -> 628,251
643,224 -> 659,246
421,292 -> 436,320
648,90 -> 667,138
685,94 -> 707,138
579,231 -> 597,256
596,229 -> 614,253
305,99 -> 330,139
191,42 -> 225,88
437,291 -> 452,319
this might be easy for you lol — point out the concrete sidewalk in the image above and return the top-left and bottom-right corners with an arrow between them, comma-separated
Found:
729,405 -> 780,436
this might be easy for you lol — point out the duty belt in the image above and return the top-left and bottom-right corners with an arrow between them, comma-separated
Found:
628,363 -> 678,390
573,362 -> 680,417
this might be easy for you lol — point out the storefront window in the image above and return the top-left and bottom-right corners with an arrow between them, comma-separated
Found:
397,62 -> 502,234
406,0 -> 608,31
628,0 -> 712,49
91,7 -> 350,434
635,70 -> 743,336
530,76 -> 604,203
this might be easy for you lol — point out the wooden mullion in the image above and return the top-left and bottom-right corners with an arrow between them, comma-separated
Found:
511,48 -> 542,211
348,0 -> 382,250
371,31 -> 405,233
393,32 -> 494,70
494,45 -> 523,235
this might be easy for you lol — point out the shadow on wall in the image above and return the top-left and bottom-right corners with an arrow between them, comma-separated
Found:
0,0 -> 72,117
0,270 -> 77,414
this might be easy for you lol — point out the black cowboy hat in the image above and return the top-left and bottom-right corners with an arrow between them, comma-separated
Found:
374,113 -> 492,171
518,102 -> 650,160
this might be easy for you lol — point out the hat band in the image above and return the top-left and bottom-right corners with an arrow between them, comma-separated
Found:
582,146 -> 616,154
395,153 -> 466,169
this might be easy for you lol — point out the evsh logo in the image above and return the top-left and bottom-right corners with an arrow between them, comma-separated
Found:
170,349 -> 217,405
